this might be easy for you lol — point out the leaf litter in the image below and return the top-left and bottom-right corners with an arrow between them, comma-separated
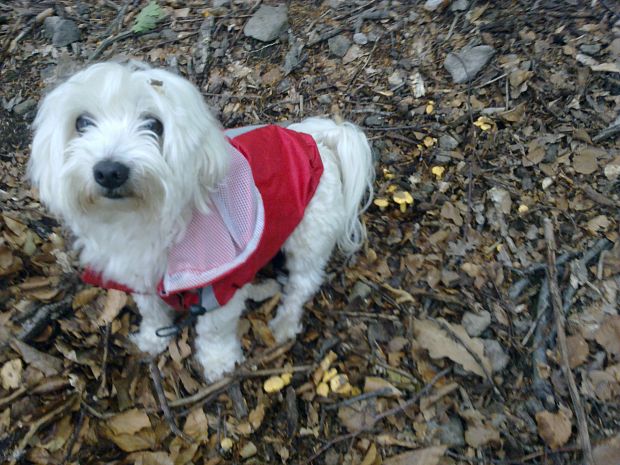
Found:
1,0 -> 620,464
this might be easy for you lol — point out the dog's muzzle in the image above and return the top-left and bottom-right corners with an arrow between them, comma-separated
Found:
93,160 -> 130,190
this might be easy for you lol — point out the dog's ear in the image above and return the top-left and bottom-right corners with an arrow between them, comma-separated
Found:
29,87 -> 72,216
142,68 -> 229,213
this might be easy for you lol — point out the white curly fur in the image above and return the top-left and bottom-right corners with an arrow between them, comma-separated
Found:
29,62 -> 374,382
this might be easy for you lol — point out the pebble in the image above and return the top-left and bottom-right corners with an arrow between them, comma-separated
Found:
13,98 -> 37,116
364,114 -> 384,127
328,34 -> 351,58
428,417 -> 465,447
462,310 -> 491,337
439,134 -> 459,150
43,16 -> 81,47
483,339 -> 509,372
317,94 -> 332,104
450,0 -> 469,10
424,0 -> 448,11
444,45 -> 495,83
349,281 -> 372,301
353,32 -> 368,45
243,5 -> 288,42
579,43 -> 601,55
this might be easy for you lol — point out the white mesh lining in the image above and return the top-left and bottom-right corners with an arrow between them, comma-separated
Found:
162,142 -> 265,295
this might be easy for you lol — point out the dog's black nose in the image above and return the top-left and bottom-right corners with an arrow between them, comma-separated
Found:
93,160 -> 129,189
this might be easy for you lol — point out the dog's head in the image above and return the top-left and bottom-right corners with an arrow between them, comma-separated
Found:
29,61 -> 228,226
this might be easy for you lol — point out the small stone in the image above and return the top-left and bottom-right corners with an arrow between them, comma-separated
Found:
13,98 -> 37,116
328,34 -> 351,58
450,0 -> 469,11
483,339 -> 509,372
317,94 -> 332,104
444,45 -> 495,83
45,17 -> 81,47
439,134 -> 459,150
424,0 -> 448,11
353,32 -> 368,45
579,44 -> 601,55
428,416 -> 465,447
462,311 -> 491,337
243,5 -> 288,42
364,115 -> 384,126
212,0 -> 230,6
349,281 -> 372,301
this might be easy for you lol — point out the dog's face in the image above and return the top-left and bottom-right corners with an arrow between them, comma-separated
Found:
29,62 -> 228,226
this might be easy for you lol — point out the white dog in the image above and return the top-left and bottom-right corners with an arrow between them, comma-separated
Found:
29,62 -> 374,382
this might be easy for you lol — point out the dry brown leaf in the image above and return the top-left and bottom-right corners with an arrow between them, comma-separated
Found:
413,318 -> 492,378
183,406 -> 209,442
523,138 -> 546,166
72,287 -> 100,309
10,339 -> 62,376
249,402 -> 266,430
338,402 -> 375,432
593,433 -> 620,465
363,377 -> 402,398
573,147 -> 600,174
107,408 -> 152,436
240,441 -> 257,459
566,333 -> 589,368
465,424 -> 501,447
249,317 -> 276,347
586,215 -> 611,235
594,315 -> 620,357
360,443 -> 381,465
383,446 -> 446,465
440,202 -> 463,226
127,451 -> 173,465
535,408 -> 572,450
99,289 -> 127,325
106,429 -> 156,453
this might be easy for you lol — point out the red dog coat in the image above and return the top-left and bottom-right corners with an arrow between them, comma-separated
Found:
82,125 -> 324,311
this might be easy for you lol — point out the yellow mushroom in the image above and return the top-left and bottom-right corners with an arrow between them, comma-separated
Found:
393,191 -> 414,212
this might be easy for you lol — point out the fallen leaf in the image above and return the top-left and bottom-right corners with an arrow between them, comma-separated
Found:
535,408 -> 572,450
566,333 -> 589,368
594,315 -> 620,357
414,318 -> 492,378
586,215 -> 611,235
0,359 -> 22,390
364,377 -> 402,397
338,402 -> 375,432
99,289 -> 127,325
383,446 -> 446,465
440,202 -> 463,226
524,138 -> 546,166
107,408 -> 152,436
465,424 -> 501,447
183,406 -> 209,442
488,187 -> 512,214
593,432 -> 620,464
573,148 -> 600,174
10,339 -> 62,376
240,441 -> 257,458
249,403 -> 265,430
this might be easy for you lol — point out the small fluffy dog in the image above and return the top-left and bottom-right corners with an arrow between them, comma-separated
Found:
29,62 -> 374,382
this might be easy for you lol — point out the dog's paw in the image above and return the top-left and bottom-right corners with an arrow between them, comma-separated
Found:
247,279 -> 281,302
196,342 -> 244,383
130,328 -> 169,357
269,313 -> 302,344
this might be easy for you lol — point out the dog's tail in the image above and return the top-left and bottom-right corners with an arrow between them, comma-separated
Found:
288,117 -> 374,255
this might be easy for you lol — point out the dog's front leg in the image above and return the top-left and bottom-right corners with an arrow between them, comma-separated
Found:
195,289 -> 247,383
130,294 -> 174,356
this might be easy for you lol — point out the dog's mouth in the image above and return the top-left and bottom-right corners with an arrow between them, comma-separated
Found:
100,187 -> 133,200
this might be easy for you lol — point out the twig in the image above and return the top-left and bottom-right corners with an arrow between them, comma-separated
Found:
324,388 -> 392,411
345,40 -> 378,94
582,185 -> 620,208
97,324 -> 111,397
16,297 -> 72,341
81,401 -> 115,420
87,29 -> 133,63
148,360 -> 193,442
63,407 -> 85,463
592,123 -> 620,143
8,395 -> 77,465
308,367 -> 451,462
543,219 -> 593,465
0,385 -> 27,409
530,276 -> 556,409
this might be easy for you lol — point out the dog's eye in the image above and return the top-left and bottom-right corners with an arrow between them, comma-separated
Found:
143,117 -> 164,138
75,114 -> 95,134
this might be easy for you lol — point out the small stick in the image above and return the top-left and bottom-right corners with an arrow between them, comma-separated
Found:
97,324 -> 111,397
543,219 -> 593,465
324,387 -> 392,411
308,367 -> 451,462
0,385 -> 27,409
148,360 -> 193,442
9,395 -> 77,465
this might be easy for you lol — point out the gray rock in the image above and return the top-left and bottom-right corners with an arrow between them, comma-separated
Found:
439,134 -> 459,150
444,45 -> 495,83
462,310 -> 491,337
243,5 -> 288,42
283,36 -> 304,75
483,339 -> 509,372
349,281 -> 372,301
364,114 -> 384,126
579,44 -> 601,55
13,98 -> 37,116
353,32 -> 368,45
212,0 -> 230,6
328,34 -> 351,58
44,16 -> 81,47
317,94 -> 332,104
428,417 -> 465,447
424,0 -> 447,11
450,0 -> 469,11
